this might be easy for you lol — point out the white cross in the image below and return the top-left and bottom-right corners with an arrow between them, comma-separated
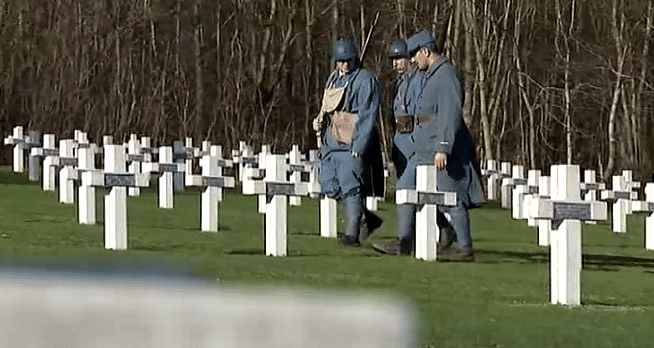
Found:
481,159 -> 502,201
396,165 -> 457,261
528,164 -> 607,306
366,196 -> 382,212
501,164 -> 522,209
30,134 -> 58,191
3,126 -> 29,173
186,145 -> 235,232
257,145 -> 272,213
305,151 -> 338,239
536,176 -> 551,246
514,169 -> 540,224
142,146 -> 185,209
139,136 -> 157,162
172,139 -> 197,192
288,145 -> 303,206
508,166 -> 527,217
600,170 -> 639,233
42,139 -> 78,204
103,135 -> 114,146
77,143 -> 99,225
82,145 -> 150,250
127,134 -> 145,197
243,154 -> 311,256
580,170 -> 605,225
24,130 -> 42,181
631,183 -> 654,250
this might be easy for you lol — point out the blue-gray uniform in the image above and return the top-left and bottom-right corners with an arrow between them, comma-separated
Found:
408,34 -> 485,251
393,67 -> 423,189
320,65 -> 382,199
319,36 -> 383,244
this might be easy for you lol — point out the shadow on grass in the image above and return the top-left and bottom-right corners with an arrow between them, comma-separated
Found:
477,201 -> 504,210
0,172 -> 39,185
583,253 -> 654,269
292,230 -> 319,236
227,249 -> 329,257
474,249 -> 654,269
132,244 -> 189,252
227,249 -> 265,255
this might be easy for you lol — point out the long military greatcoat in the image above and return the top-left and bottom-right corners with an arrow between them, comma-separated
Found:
320,63 -> 385,198
414,57 -> 485,208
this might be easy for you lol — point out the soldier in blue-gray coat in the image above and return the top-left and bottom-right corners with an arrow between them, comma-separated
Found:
312,36 -> 383,246
395,30 -> 484,261
387,39 -> 420,180
372,39 -> 425,256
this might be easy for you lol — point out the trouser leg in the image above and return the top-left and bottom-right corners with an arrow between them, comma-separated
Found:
397,204 -> 416,244
343,194 -> 364,240
437,210 -> 457,244
441,203 -> 472,249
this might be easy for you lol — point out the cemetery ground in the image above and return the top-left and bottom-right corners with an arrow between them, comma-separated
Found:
0,166 -> 653,348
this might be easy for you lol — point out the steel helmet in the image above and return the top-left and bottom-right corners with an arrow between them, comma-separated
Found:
387,39 -> 409,58
331,36 -> 358,61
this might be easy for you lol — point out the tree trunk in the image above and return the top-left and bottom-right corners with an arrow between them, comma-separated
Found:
464,0 -> 491,162
634,0 -> 653,167
194,0 -> 203,139
606,0 -> 628,178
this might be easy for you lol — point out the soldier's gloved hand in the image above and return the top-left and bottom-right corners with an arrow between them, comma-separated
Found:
312,113 -> 323,132
434,152 -> 447,170
351,151 -> 359,158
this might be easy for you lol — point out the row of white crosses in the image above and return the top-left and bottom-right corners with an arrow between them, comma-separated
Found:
600,170 -> 640,233
481,160 -> 512,202
3,126 -> 42,181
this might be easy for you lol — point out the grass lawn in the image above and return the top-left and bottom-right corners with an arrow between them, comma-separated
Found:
1,166 -> 653,347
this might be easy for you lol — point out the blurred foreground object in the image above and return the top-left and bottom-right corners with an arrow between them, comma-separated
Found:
0,266 -> 418,348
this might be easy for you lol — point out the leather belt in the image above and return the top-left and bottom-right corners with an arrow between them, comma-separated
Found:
415,114 -> 433,125
395,115 -> 414,134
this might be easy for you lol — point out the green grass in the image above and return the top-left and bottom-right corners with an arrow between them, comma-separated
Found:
1,165 -> 653,347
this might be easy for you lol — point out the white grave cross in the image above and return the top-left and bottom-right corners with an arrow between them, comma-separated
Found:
581,170 -> 605,225
243,154 -> 311,256
82,145 -> 150,250
30,134 -> 58,191
3,126 -> 26,172
288,145 -> 303,206
48,139 -> 79,204
600,171 -> 639,233
481,159 -> 501,201
396,165 -> 457,261
528,165 -> 607,306
186,145 -> 235,232
501,164 -> 522,209
631,183 -> 654,250
142,146 -> 185,209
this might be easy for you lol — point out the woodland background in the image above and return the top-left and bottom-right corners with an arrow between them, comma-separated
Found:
0,0 -> 652,181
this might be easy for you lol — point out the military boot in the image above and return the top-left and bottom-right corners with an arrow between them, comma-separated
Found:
341,195 -> 364,246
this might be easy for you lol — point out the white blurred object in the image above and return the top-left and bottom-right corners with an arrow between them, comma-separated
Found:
0,268 -> 418,348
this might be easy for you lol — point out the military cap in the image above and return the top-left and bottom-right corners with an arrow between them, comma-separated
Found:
406,29 -> 436,56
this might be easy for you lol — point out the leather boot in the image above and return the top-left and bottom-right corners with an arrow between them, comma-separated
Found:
362,208 -> 383,241
343,195 -> 364,243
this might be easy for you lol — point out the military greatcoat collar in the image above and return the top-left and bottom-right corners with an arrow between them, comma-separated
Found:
424,55 -> 450,81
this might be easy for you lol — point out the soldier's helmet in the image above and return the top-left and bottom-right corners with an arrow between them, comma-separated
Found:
387,39 -> 409,58
331,36 -> 358,61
